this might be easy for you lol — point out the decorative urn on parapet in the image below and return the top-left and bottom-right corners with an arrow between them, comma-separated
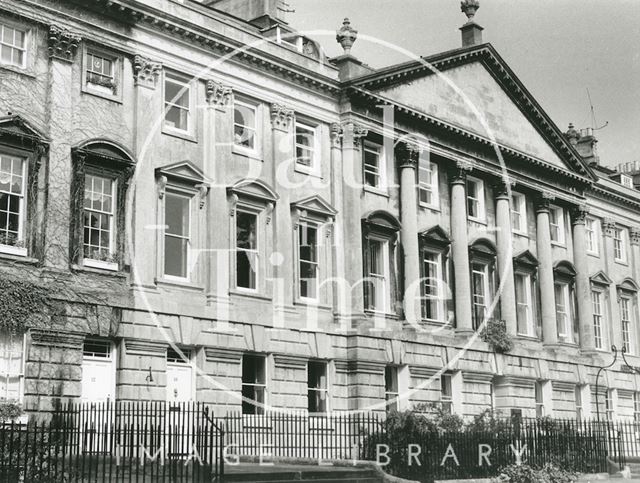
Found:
460,0 -> 480,21
336,18 -> 358,55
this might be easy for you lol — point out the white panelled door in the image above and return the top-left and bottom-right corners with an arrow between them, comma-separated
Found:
81,340 -> 114,403
166,363 -> 193,402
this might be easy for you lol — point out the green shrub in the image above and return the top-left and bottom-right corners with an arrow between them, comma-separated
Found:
496,464 -> 577,483
481,319 -> 513,353
0,401 -> 23,422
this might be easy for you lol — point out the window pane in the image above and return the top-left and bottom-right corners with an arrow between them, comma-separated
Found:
242,355 -> 265,384
165,194 -> 189,237
236,212 -> 257,250
164,236 -> 188,278
236,250 -> 257,289
234,103 -> 256,149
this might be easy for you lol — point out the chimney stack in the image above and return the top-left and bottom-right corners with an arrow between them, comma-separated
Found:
460,0 -> 484,47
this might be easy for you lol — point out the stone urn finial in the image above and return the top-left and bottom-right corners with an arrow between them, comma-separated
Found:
461,0 -> 480,22
336,18 -> 358,55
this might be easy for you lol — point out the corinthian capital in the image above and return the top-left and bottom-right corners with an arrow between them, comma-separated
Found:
395,139 -> 422,169
47,25 -> 81,62
270,103 -> 294,131
630,227 -> 640,246
206,80 -> 232,109
342,122 -> 368,147
570,204 -> 589,226
133,55 -> 162,89
330,123 -> 343,148
602,218 -> 617,237
534,191 -> 554,213
449,159 -> 474,184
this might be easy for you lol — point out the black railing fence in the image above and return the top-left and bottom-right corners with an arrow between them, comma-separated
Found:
3,402 -> 640,483
0,401 -> 224,483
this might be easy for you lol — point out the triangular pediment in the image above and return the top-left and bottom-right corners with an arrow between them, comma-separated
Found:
590,270 -> 612,286
291,195 -> 336,219
0,114 -> 48,147
352,45 -> 592,179
513,250 -> 538,269
228,178 -> 278,203
156,160 -> 207,185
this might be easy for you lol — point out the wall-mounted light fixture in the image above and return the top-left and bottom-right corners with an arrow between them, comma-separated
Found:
145,366 -> 154,383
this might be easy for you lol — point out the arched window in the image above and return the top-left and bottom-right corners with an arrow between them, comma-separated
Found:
469,238 -> 497,330
553,260 -> 577,343
513,250 -> 539,337
362,211 -> 401,315
419,226 -> 450,323
71,139 -> 135,271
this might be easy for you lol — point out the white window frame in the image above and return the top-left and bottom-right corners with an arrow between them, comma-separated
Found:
0,21 -> 27,69
511,192 -> 527,235
234,208 -> 260,292
233,98 -> 259,155
605,389 -> 615,421
586,217 -> 599,255
535,381 -> 546,417
294,119 -> 321,175
0,332 -> 25,403
385,366 -> 399,413
0,153 -> 27,257
440,373 -> 453,415
421,249 -> 445,322
515,272 -> 535,336
363,141 -> 385,191
242,354 -> 267,415
297,221 -> 320,301
367,237 -> 391,313
613,227 -> 627,263
575,385 -> 583,422
554,281 -> 573,342
307,360 -> 329,414
466,176 -> 485,222
163,71 -> 193,136
81,45 -> 121,102
471,262 -> 491,329
592,290 -> 605,350
634,392 -> 640,423
549,205 -> 565,245
620,295 -> 634,354
162,189 -> 192,282
418,160 -> 439,209
82,173 -> 117,271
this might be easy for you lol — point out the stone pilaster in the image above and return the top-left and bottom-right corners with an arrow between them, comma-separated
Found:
341,122 -> 368,325
396,140 -> 422,323
571,205 -> 595,351
630,228 -> 640,283
204,81 -> 233,318
44,25 -> 82,269
535,192 -> 558,345
131,55 -> 163,293
450,160 -> 474,333
494,181 -> 517,335
270,103 -> 295,325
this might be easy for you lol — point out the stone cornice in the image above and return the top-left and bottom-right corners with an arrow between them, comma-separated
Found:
125,339 -> 167,356
204,347 -> 243,363
30,329 -> 83,349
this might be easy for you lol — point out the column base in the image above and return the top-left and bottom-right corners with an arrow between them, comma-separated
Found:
455,328 -> 475,338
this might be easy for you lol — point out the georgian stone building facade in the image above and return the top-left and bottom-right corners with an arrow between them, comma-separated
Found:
1,0 -> 639,421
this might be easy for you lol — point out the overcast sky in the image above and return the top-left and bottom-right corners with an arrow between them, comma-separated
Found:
288,0 -> 640,170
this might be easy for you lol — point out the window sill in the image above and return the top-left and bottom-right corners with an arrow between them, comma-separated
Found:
294,299 -> 332,311
468,217 -> 487,225
229,289 -> 272,302
294,164 -> 322,178
512,231 -> 529,238
0,245 -> 28,257
516,334 -> 540,342
81,85 -> 122,104
364,309 -> 399,320
162,125 -> 197,143
614,258 -> 629,266
0,250 -> 38,265
155,278 -> 204,292
232,146 -> 262,161
363,185 -> 389,197
587,251 -> 600,258
419,203 -> 440,213
71,263 -> 126,279
0,63 -> 36,79
83,259 -> 119,271
550,241 -> 566,248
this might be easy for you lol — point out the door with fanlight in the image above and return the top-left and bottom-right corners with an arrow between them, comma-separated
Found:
166,347 -> 195,458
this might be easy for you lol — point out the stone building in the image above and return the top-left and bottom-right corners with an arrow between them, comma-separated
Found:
0,0 -> 639,421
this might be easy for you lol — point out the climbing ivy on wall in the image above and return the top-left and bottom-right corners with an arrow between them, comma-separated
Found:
0,278 -> 50,334
480,318 -> 513,354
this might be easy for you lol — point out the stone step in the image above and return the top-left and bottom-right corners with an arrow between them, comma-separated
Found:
223,465 -> 381,482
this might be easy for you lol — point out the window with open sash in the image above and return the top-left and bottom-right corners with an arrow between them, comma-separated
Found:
0,154 -> 26,252
418,160 -> 438,208
164,191 -> 191,280
233,99 -> 257,151
471,262 -> 492,330
634,392 -> 640,423
592,290 -> 605,350
0,332 -> 24,402
0,22 -> 26,68
307,361 -> 328,413
298,223 -> 319,299
535,381 -> 545,418
554,282 -> 574,342
605,389 -> 614,421
385,366 -> 399,413
367,238 -> 390,312
421,250 -> 445,321
363,213 -> 399,315
363,142 -> 383,189
242,354 -> 266,415
235,210 -> 258,290
164,73 -> 191,133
